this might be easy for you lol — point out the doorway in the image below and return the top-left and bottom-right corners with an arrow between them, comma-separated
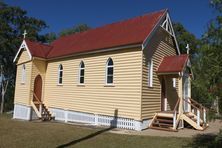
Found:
33,75 -> 42,102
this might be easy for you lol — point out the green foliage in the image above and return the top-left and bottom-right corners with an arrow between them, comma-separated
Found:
0,1 -> 47,111
211,0 -> 222,12
173,0 -> 222,114
172,22 -> 214,108
193,0 -> 222,112
59,24 -> 90,37
41,32 -> 57,43
173,22 -> 200,55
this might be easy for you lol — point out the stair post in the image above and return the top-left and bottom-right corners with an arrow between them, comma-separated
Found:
203,108 -> 206,123
173,111 -> 177,129
197,110 -> 200,126
39,104 -> 42,116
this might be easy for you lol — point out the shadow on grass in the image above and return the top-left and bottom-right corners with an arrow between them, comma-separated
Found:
184,130 -> 222,148
57,109 -> 118,148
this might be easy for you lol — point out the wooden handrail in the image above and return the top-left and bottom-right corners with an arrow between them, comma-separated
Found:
189,98 -> 208,110
31,90 -> 42,104
173,98 -> 180,112
183,98 -> 199,111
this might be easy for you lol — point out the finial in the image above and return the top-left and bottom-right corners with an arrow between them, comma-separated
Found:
23,30 -> 27,39
186,44 -> 190,54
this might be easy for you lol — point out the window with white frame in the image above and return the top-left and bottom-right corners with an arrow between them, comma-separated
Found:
79,61 -> 85,84
58,64 -> 63,85
21,64 -> 26,83
148,59 -> 153,87
106,58 -> 114,84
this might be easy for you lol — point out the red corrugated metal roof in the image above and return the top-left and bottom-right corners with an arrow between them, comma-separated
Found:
24,9 -> 167,59
157,54 -> 189,73
25,39 -> 53,58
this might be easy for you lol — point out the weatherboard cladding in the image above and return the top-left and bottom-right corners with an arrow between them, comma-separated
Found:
24,9 -> 166,59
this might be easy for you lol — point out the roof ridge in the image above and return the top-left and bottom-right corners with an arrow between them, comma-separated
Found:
25,39 -> 53,48
52,9 -> 167,42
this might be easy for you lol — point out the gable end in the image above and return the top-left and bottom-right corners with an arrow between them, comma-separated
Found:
142,11 -> 180,55
13,40 -> 32,63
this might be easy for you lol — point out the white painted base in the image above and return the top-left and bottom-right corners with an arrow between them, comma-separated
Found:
13,104 -> 31,120
134,119 -> 151,131
31,109 -> 39,120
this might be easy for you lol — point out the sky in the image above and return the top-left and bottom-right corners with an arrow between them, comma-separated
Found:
4,0 -> 216,39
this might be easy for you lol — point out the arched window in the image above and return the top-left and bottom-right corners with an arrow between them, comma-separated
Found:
79,61 -> 85,84
21,64 -> 26,83
106,58 -> 113,84
58,64 -> 63,84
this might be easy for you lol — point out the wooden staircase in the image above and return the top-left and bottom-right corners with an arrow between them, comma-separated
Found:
149,97 -> 208,131
180,98 -> 208,130
150,111 -> 178,131
31,91 -> 54,121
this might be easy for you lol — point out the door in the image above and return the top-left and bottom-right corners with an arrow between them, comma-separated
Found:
33,75 -> 42,102
161,78 -> 167,111
183,77 -> 189,112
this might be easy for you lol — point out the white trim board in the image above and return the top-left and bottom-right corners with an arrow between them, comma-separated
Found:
13,40 -> 32,63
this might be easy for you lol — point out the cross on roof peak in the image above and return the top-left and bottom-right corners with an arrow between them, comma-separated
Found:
186,44 -> 190,54
23,30 -> 27,39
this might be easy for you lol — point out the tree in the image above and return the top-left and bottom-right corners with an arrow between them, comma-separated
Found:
0,1 -> 48,111
59,24 -> 90,37
191,0 -> 222,113
39,32 -> 57,43
0,65 -> 8,114
173,22 -> 200,55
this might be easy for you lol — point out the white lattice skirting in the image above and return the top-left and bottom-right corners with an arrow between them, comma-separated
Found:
49,108 -> 150,131
12,104 -> 150,131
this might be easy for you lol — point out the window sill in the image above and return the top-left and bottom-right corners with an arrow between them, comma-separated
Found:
57,84 -> 63,86
104,84 -> 115,87
77,84 -> 85,87
20,82 -> 25,85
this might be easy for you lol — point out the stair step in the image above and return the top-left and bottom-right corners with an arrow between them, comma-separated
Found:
156,111 -> 175,114
155,119 -> 173,123
150,126 -> 178,132
32,102 -> 54,121
153,122 -> 173,127
156,115 -> 173,119
33,101 -> 40,104
184,112 -> 195,118
185,114 -> 195,118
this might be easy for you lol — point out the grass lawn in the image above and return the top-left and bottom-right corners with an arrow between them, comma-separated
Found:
0,114 -> 191,148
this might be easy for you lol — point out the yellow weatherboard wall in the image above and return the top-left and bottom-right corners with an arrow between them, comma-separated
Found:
44,48 -> 142,120
141,28 -> 178,119
14,50 -> 32,106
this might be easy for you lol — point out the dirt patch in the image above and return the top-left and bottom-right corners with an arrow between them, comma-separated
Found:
109,119 -> 222,137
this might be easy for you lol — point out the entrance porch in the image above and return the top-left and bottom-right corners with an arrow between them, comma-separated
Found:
149,54 -> 208,131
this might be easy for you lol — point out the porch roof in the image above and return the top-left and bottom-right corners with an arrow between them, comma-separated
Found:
156,54 -> 189,74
